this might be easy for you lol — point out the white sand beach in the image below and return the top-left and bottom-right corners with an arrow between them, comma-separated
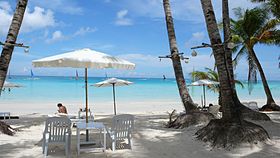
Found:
0,111 -> 280,158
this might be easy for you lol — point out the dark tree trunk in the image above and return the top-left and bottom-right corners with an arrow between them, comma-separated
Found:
200,0 -> 238,121
163,0 -> 196,111
197,0 -> 269,148
218,90 -> 222,106
222,0 -> 270,118
0,0 -> 28,92
0,121 -> 17,136
248,48 -> 280,111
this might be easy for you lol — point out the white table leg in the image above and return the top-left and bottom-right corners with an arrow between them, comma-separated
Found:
103,127 -> 106,152
77,128 -> 80,155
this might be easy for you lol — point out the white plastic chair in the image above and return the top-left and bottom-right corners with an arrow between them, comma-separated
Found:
107,114 -> 134,151
208,105 -> 222,119
242,102 -> 249,106
248,101 -> 259,111
42,117 -> 71,158
0,112 -> 10,120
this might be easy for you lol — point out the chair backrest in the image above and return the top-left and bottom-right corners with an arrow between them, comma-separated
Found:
112,114 -> 134,140
208,105 -> 220,117
209,105 -> 220,113
248,101 -> 259,111
44,117 -> 71,143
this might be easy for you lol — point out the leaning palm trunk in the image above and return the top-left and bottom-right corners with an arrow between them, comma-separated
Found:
0,0 -> 28,135
196,0 -> 269,148
222,0 -> 270,119
163,0 -> 196,112
248,48 -> 280,111
0,0 -> 28,92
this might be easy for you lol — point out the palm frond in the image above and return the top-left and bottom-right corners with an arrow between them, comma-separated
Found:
234,80 -> 245,88
243,8 -> 269,37
232,45 -> 247,68
257,18 -> 280,40
247,55 -> 258,94
258,30 -> 280,45
233,7 -> 244,19
191,71 -> 208,81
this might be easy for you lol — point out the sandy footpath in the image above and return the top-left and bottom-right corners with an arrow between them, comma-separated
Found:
0,112 -> 280,158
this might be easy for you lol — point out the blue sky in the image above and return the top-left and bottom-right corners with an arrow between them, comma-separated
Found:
0,0 -> 279,80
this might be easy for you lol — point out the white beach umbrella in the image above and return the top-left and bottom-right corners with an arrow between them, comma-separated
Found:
32,48 -> 135,124
189,79 -> 219,107
92,78 -> 133,115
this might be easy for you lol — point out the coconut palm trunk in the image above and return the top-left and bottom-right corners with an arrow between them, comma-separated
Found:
163,0 -> 196,112
248,48 -> 280,110
196,0 -> 269,148
0,0 -> 28,92
223,0 -> 234,85
223,1 -> 273,117
200,0 -> 238,120
222,0 -> 236,111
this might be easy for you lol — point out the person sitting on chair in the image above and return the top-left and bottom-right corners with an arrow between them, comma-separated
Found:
57,103 -> 68,114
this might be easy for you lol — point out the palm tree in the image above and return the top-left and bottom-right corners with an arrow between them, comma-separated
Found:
162,0 -> 196,112
251,0 -> 280,19
231,7 -> 280,111
0,0 -> 28,135
0,0 -> 28,92
196,0 -> 269,148
191,68 -> 244,105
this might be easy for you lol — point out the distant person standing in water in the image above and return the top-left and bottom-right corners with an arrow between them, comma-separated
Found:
57,103 -> 68,114
163,75 -> 166,80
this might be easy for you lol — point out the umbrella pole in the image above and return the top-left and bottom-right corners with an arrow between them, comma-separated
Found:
203,85 -> 206,108
113,83 -> 116,115
85,68 -> 89,141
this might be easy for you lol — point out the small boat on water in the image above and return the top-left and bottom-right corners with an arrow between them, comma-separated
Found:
75,70 -> 79,80
26,69 -> 39,80
8,71 -> 12,79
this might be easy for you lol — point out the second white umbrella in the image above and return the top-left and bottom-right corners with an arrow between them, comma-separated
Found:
93,78 -> 133,115
189,79 -> 219,108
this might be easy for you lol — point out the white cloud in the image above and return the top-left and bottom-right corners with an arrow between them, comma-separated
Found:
184,54 -> 215,72
0,2 -> 55,36
22,7 -> 55,31
120,0 -> 257,22
44,26 -> 97,43
46,30 -> 65,43
192,32 -> 205,41
185,32 -> 206,48
0,2 -> 12,35
73,27 -> 97,36
0,1 -> 11,11
116,53 -> 215,78
115,10 -> 133,26
118,53 -> 171,67
31,0 -> 83,15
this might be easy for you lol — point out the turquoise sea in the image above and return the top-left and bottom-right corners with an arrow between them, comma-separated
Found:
1,76 -> 280,114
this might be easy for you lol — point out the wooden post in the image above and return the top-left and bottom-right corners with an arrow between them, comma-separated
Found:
85,68 -> 89,141
113,83 -> 116,115
203,85 -> 206,108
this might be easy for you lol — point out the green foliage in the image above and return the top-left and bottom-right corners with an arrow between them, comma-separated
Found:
190,68 -> 244,93
251,0 -> 280,19
230,7 -> 280,93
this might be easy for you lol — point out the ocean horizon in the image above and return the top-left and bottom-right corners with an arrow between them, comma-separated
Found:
1,75 -> 280,115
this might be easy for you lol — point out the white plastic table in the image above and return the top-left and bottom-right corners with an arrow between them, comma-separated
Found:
0,112 -> 10,120
76,122 -> 106,155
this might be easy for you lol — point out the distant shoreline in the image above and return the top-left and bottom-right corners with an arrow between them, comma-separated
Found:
6,75 -> 280,81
